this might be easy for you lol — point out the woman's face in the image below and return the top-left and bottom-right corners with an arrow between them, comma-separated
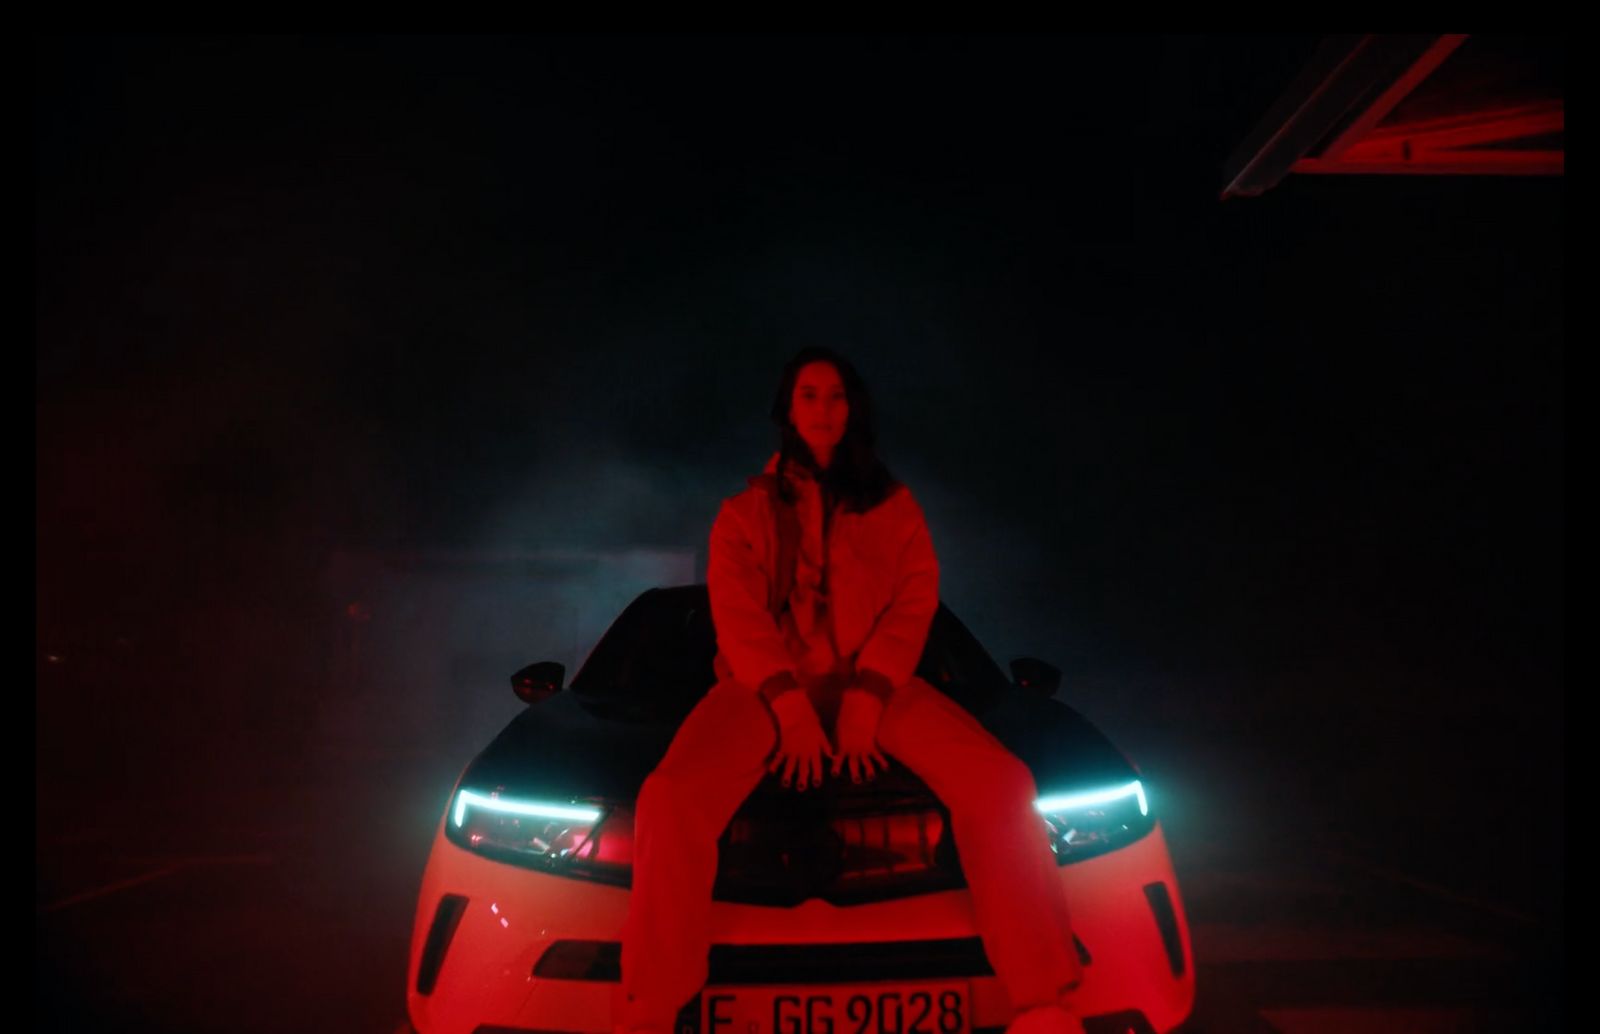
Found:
789,361 -> 849,460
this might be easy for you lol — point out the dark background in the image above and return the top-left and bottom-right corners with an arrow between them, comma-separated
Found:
36,34 -> 1562,1031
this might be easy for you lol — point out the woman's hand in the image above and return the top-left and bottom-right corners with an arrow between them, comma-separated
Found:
768,691 -> 834,792
832,689 -> 889,783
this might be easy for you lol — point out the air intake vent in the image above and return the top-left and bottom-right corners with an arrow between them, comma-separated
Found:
417,894 -> 469,995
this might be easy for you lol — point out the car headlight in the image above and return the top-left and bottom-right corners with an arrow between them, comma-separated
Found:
445,790 -> 623,875
1034,780 -> 1154,864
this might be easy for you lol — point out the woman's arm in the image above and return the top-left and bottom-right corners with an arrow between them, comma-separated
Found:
853,493 -> 940,702
707,497 -> 801,700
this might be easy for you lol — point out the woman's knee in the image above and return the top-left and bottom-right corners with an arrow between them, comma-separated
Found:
659,681 -> 778,771
956,750 -> 1039,812
635,770 -> 682,819
1003,752 -> 1040,802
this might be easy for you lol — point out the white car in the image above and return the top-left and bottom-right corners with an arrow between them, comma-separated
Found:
405,586 -> 1195,1034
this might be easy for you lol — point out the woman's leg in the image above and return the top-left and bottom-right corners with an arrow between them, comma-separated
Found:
874,677 -> 1083,1011
617,678 -> 778,1033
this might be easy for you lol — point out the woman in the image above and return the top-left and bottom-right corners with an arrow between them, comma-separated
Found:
618,347 -> 1085,1034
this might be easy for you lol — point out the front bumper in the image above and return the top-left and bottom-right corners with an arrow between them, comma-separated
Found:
406,814 -> 1194,1034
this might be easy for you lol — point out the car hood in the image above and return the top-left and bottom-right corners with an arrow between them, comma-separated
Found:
455,686 -> 1139,809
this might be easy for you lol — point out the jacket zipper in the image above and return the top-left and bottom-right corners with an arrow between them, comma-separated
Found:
822,491 -> 846,673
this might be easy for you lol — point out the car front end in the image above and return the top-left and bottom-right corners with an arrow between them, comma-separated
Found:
405,693 -> 1193,1034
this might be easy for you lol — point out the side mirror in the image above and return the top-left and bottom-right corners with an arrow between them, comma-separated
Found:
511,661 -> 565,705
1009,657 -> 1061,696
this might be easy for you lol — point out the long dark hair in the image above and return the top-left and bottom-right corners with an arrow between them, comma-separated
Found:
768,347 -> 901,514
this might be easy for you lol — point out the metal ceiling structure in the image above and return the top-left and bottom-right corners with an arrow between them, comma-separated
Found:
1222,34 -> 1564,199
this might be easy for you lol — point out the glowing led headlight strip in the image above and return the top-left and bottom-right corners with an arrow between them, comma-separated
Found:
1034,780 -> 1148,818
453,790 -> 604,829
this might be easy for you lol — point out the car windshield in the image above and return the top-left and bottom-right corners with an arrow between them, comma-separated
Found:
569,587 -> 1011,718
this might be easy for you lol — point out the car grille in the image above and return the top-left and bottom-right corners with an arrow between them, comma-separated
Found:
534,935 -> 1092,982
535,936 -> 994,982
712,796 -> 965,906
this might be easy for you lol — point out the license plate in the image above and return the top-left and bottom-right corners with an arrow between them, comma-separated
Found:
699,981 -> 971,1034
